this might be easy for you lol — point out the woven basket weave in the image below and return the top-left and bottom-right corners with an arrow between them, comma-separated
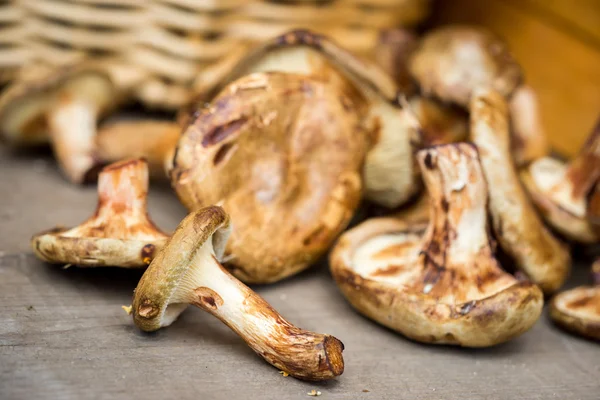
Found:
3,0 -> 430,109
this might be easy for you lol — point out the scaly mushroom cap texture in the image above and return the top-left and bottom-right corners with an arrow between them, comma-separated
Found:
171,72 -> 367,284
521,118 -> 600,243
132,206 -> 344,381
330,143 -> 543,347
408,25 -> 522,108
95,120 -> 181,178
194,29 -> 422,209
470,88 -> 571,294
31,159 -> 169,267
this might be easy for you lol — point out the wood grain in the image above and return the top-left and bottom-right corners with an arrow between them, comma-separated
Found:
432,0 -> 600,157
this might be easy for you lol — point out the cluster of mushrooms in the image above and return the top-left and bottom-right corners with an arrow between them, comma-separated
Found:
3,26 -> 598,380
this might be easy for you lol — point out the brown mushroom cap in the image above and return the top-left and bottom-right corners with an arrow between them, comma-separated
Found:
132,206 -> 344,381
194,29 -> 422,209
521,117 -> 600,243
171,72 -> 367,284
470,88 -> 570,294
0,64 -> 116,183
330,143 -> 543,347
31,159 -> 169,267
408,25 -> 522,108
96,120 -> 181,178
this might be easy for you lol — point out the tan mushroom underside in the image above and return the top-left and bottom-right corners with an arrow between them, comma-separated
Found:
550,286 -> 600,341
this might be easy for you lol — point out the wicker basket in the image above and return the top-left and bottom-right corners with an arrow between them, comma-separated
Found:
4,0 -> 430,109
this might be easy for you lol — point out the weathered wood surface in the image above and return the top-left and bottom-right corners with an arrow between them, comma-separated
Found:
1,149 -> 599,400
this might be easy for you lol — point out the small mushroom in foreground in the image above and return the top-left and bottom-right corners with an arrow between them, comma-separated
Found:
520,117 -> 600,243
0,65 -> 117,183
95,120 -> 180,178
132,206 -> 344,380
408,25 -> 522,108
470,88 -> 571,294
330,143 -> 543,347
31,159 -> 169,267
195,29 -> 423,209
550,260 -> 600,341
171,72 -> 367,284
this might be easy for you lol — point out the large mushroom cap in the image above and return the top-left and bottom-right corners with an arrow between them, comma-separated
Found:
171,72 -> 367,283
409,25 -> 522,108
521,117 -> 600,243
194,29 -> 422,209
31,159 -> 169,268
0,65 -> 114,146
133,206 -> 230,332
330,143 -> 543,347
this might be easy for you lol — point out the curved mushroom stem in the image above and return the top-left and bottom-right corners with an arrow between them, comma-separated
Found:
47,95 -> 100,184
509,85 -> 549,166
420,144 -> 490,271
188,245 -> 344,380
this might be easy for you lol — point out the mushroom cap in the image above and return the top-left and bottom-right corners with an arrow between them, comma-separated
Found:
550,286 -> 600,341
31,159 -> 169,268
171,72 -> 366,283
408,25 -> 522,107
193,29 -> 422,209
132,206 -> 231,332
521,157 -> 598,243
0,64 -> 115,146
96,120 -> 181,178
330,144 -> 543,347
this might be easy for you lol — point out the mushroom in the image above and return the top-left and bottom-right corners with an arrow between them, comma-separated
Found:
0,64 -> 116,183
95,120 -> 181,178
132,206 -> 345,380
392,192 -> 430,225
520,117 -> 600,243
374,28 -> 418,94
550,259 -> 600,341
171,72 -> 367,283
329,143 -> 543,347
193,29 -> 423,209
509,85 -> 550,166
470,88 -> 570,294
408,25 -> 522,108
31,159 -> 169,267
408,96 -> 469,146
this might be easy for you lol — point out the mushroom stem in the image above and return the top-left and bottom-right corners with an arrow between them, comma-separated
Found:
47,95 -> 100,183
188,244 -> 344,380
420,145 -> 490,270
94,159 -> 150,224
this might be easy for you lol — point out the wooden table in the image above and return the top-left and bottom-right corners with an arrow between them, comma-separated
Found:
1,148 -> 598,400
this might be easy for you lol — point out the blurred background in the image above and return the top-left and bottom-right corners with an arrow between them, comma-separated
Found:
0,0 -> 598,157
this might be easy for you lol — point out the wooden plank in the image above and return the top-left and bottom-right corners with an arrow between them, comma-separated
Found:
432,0 -> 600,157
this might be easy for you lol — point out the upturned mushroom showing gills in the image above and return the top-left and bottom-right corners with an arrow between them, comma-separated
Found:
171,72 -> 367,284
520,117 -> 600,243
550,259 -> 600,341
194,29 -> 422,209
32,159 -> 169,268
0,65 -> 116,183
408,25 -> 522,108
95,120 -> 181,179
470,88 -> 570,295
132,206 -> 345,380
330,144 -> 543,347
